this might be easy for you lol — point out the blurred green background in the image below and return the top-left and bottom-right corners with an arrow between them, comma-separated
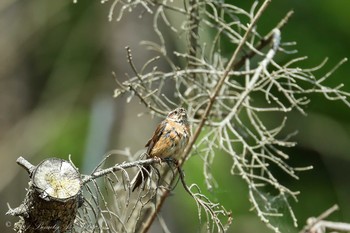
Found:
1,1 -> 350,232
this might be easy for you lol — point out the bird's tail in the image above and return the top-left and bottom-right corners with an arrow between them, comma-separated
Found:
132,165 -> 151,192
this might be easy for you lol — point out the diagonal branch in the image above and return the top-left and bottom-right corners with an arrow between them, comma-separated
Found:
184,0 -> 272,164
140,1 -> 272,232
232,10 -> 294,70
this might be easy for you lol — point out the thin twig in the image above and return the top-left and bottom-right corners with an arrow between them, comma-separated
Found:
126,46 -> 146,88
128,84 -> 166,115
187,0 -> 200,75
300,204 -> 342,233
16,156 -> 36,175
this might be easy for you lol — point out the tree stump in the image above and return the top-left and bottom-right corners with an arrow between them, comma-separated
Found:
6,157 -> 82,233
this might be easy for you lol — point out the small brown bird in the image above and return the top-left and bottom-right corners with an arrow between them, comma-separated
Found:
132,107 -> 191,192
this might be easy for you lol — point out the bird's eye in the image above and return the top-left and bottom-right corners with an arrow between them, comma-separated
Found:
174,111 -> 178,114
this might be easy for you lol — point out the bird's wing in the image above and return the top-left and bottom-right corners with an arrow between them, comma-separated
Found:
145,120 -> 167,155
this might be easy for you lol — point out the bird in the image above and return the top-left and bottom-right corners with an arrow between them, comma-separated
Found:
132,107 -> 191,192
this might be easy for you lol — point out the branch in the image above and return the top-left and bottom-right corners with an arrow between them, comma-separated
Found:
185,0 -> 272,165
232,10 -> 294,70
140,1 -> 272,232
300,205 -> 350,233
177,166 -> 232,232
82,157 -> 164,185
16,156 -> 35,175
221,28 -> 281,126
